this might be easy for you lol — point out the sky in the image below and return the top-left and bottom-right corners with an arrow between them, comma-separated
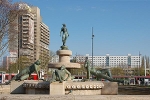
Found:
13,0 -> 150,57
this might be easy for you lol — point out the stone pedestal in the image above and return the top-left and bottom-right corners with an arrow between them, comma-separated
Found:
48,50 -> 80,69
57,50 -> 72,63
50,81 -> 65,95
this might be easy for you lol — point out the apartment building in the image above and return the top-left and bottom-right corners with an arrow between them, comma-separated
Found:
72,54 -> 141,68
8,4 -> 50,66
31,7 -> 50,63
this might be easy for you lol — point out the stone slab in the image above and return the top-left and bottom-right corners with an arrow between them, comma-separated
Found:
101,81 -> 118,95
10,81 -> 25,94
0,85 -> 10,94
50,81 -> 65,95
0,95 -> 150,100
25,88 -> 49,94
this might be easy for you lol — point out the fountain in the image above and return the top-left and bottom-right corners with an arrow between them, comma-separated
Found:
1,24 -> 150,100
46,24 -> 117,95
8,24 -> 118,95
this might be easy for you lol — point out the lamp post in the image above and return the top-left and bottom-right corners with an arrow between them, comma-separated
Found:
18,31 -> 20,73
144,56 -> 146,76
18,23 -> 21,74
92,27 -> 94,69
139,51 -> 141,76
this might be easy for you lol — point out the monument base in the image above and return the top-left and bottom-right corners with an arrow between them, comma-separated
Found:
10,80 -> 118,95
50,82 -> 65,95
10,81 -> 25,94
23,80 -> 50,94
102,81 -> 118,95
10,80 -> 50,94
50,81 -> 106,95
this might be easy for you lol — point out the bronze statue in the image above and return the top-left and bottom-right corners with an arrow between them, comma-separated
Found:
50,65 -> 71,83
84,57 -> 123,83
6,60 -> 41,84
60,24 -> 69,46
84,57 -> 91,79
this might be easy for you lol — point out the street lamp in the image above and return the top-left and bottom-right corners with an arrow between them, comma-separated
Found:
139,51 -> 141,76
144,56 -> 146,76
92,27 -> 94,68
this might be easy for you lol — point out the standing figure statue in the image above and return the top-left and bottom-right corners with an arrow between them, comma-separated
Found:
84,57 -> 91,79
51,65 -> 71,83
60,24 -> 69,46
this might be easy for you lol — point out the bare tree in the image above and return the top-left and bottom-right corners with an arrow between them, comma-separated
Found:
9,56 -> 30,73
48,50 -> 57,64
141,56 -> 145,68
40,50 -> 50,69
146,56 -> 149,68
0,0 -> 27,57
111,67 -> 125,76
40,50 -> 56,74
141,56 -> 150,68
49,50 -> 56,62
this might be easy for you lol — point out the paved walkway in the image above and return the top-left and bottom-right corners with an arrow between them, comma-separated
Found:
0,95 -> 150,100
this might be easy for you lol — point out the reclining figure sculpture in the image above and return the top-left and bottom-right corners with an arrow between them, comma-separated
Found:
50,65 -> 71,83
6,60 -> 41,84
84,57 -> 123,83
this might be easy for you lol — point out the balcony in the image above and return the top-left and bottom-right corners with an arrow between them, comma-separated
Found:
22,34 -> 29,37
22,31 -> 28,34
22,38 -> 28,41
22,28 -> 29,31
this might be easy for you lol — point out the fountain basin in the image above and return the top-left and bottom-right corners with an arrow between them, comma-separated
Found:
48,62 -> 80,69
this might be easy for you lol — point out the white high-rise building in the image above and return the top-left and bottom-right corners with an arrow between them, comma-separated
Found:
72,54 -> 141,68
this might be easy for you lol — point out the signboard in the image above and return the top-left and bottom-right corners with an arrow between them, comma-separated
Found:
144,79 -> 149,82
28,18 -> 34,44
